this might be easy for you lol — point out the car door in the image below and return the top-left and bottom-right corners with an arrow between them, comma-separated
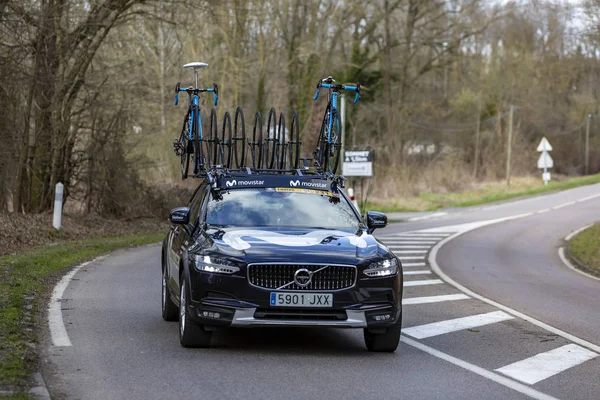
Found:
170,184 -> 207,293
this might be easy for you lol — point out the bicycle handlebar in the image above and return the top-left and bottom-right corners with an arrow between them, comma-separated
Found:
313,81 -> 361,104
174,82 -> 219,106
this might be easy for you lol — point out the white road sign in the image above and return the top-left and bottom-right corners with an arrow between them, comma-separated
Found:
537,152 -> 554,169
536,137 -> 553,152
343,150 -> 373,177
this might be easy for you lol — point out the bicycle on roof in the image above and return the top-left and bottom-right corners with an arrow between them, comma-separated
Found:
172,62 -> 218,179
313,76 -> 360,174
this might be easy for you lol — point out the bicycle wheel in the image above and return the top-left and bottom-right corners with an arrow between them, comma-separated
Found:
219,111 -> 232,168
233,107 -> 246,168
327,110 -> 342,174
208,108 -> 218,168
276,112 -> 286,170
251,111 -> 263,169
288,110 -> 301,169
265,107 -> 277,169
180,110 -> 191,179
192,105 -> 203,175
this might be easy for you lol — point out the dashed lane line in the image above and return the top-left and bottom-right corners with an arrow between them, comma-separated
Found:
403,294 -> 470,305
495,344 -> 598,385
403,311 -> 514,339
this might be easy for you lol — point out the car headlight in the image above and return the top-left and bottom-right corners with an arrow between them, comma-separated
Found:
364,258 -> 397,277
194,255 -> 240,275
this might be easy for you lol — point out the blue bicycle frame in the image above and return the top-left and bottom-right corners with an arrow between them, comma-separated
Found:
314,81 -> 360,143
175,86 -> 218,142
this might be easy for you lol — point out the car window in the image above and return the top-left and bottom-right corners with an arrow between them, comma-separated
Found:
206,189 -> 361,230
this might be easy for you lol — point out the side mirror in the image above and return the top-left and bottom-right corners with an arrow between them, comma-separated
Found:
169,207 -> 190,225
366,211 -> 387,233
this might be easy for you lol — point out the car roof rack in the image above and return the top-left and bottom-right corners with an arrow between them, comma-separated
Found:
197,166 -> 346,195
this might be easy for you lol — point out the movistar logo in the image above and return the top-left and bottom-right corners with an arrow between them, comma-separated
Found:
290,180 -> 300,187
225,179 -> 264,187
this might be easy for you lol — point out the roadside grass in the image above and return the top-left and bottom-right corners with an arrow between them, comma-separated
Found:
0,232 -> 165,393
366,173 -> 600,212
569,223 -> 600,277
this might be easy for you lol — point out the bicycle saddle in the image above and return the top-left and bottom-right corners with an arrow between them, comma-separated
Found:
322,76 -> 335,83
183,62 -> 208,70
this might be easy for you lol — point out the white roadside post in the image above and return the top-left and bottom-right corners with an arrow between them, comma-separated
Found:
536,137 -> 553,185
53,182 -> 64,231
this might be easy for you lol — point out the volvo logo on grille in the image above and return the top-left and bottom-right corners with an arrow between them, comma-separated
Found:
293,268 -> 312,287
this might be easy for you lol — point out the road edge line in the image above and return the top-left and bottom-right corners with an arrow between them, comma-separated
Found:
428,227 -> 600,355
564,223 -> 593,241
558,247 -> 600,282
401,336 -> 559,400
48,256 -> 104,347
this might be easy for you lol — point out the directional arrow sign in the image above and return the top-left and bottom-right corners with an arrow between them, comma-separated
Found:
537,152 -> 554,169
537,137 -> 553,152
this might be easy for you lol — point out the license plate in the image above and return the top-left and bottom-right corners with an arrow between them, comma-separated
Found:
270,292 -> 333,307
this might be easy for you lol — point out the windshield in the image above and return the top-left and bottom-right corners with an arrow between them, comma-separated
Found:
206,188 -> 361,230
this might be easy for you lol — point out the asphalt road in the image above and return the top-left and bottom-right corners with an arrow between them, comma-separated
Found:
42,183 -> 600,400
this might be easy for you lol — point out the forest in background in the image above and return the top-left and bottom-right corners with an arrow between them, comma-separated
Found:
1,0 -> 600,216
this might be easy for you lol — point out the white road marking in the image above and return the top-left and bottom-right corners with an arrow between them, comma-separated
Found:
564,223 -> 594,241
536,208 -> 551,214
385,245 -> 432,249
495,344 -> 598,385
552,201 -> 576,210
403,279 -> 444,287
428,208 -> 600,354
391,250 -> 428,254
576,193 -> 600,202
401,336 -> 560,400
403,311 -> 514,339
558,247 -> 600,282
403,270 -> 432,275
49,257 -> 104,347
398,256 -> 425,260
380,240 -> 438,244
408,212 -> 448,221
395,233 -> 451,238
403,294 -> 470,305
402,262 -> 426,267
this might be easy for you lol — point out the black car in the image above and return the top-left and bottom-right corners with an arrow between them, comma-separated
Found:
161,173 -> 403,352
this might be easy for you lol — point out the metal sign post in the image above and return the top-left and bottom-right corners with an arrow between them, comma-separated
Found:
536,137 -> 553,185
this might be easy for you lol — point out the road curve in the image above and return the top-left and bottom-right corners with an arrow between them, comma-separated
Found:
42,183 -> 600,400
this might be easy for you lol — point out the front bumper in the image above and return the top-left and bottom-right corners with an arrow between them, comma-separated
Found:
186,267 -> 402,329
230,308 -> 368,327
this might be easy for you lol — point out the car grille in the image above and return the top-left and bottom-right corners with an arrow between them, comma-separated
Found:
254,308 -> 347,321
247,263 -> 356,291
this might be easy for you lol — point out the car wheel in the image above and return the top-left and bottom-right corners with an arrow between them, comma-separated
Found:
364,314 -> 402,353
162,267 -> 178,321
179,277 -> 212,348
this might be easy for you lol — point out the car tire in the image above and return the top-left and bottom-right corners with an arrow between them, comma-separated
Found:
162,267 -> 178,322
364,314 -> 402,353
179,277 -> 212,348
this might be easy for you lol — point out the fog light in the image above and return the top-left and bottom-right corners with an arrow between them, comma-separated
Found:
374,314 -> 392,321
202,311 -> 221,319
